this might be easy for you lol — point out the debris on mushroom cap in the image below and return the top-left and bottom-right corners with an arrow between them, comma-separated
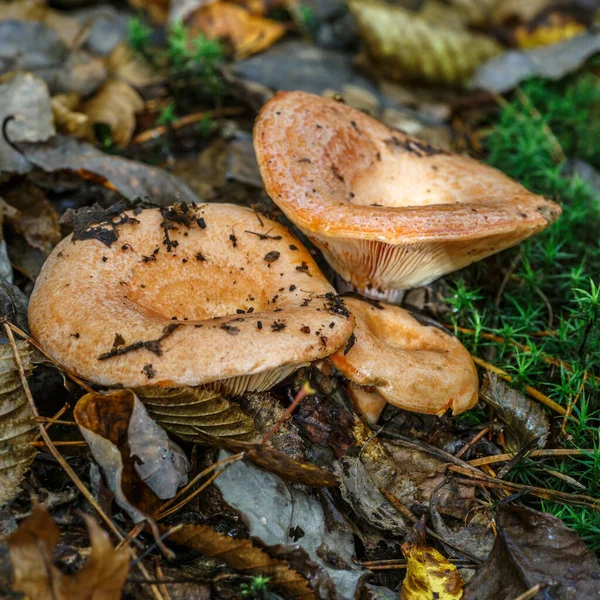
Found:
329,297 -> 479,419
254,91 -> 562,298
28,203 -> 354,390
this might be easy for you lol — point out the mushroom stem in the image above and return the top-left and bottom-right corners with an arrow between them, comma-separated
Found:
347,384 -> 387,426
336,276 -> 406,305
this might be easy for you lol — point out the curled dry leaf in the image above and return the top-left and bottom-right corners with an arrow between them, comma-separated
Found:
464,505 -> 600,600
82,79 -> 144,147
0,339 -> 36,505
480,373 -> 549,452
187,2 -> 286,59
105,42 -> 163,89
401,521 -> 463,600
8,503 -> 129,600
168,523 -> 317,600
51,93 -> 89,137
74,389 -> 189,521
137,386 -> 255,441
348,0 -> 502,86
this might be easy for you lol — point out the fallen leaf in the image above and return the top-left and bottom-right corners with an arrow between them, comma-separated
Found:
15,134 -> 202,203
128,0 -> 170,24
8,503 -> 129,600
0,281 -> 29,332
348,0 -> 502,86
0,339 -> 36,505
187,2 -> 286,59
51,92 -> 90,137
74,389 -> 189,520
1,179 -> 61,255
82,79 -> 144,147
0,72 -> 54,174
464,505 -> 600,599
480,373 -> 549,451
226,130 -> 263,188
215,450 -> 367,599
401,521 -> 463,600
137,385 -> 255,441
472,31 -> 600,93
514,12 -> 587,49
105,42 -> 163,88
171,524 -> 316,598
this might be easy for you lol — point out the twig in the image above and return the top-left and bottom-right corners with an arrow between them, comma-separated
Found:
510,583 -> 548,600
456,427 -> 490,459
262,381 -> 315,445
33,404 -> 70,441
30,440 -> 86,447
468,448 -> 593,467
562,372 -> 587,435
470,355 -> 569,416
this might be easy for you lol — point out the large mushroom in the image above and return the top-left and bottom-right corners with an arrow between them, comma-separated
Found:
329,297 -> 478,424
28,203 -> 354,394
254,91 -> 562,301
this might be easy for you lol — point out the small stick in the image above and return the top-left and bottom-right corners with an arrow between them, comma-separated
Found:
33,403 -> 70,441
262,381 -> 316,445
34,416 -> 77,426
455,427 -> 490,459
510,583 -> 548,600
468,448 -> 593,467
470,355 -> 568,416
30,440 -> 86,447
561,372 -> 587,435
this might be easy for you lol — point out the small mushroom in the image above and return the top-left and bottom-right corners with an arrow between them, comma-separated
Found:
28,203 -> 354,392
254,91 -> 562,301
328,297 -> 478,424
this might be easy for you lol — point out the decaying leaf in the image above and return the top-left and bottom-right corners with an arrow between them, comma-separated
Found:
0,339 -> 36,506
480,373 -> 549,451
105,42 -> 163,89
473,32 -> 600,93
187,2 -> 286,59
169,523 -> 317,599
216,451 -> 367,599
51,92 -> 89,137
74,390 -> 189,520
0,72 -> 54,174
401,521 -> 463,600
464,505 -> 600,599
348,0 -> 502,86
514,13 -> 586,49
138,386 -> 255,441
81,79 -> 144,147
8,503 -> 129,600
128,0 -> 170,24
15,134 -> 202,203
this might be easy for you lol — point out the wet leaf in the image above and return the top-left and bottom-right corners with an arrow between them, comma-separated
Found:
348,0 -> 502,86
82,79 -> 144,147
74,390 -> 189,520
0,72 -> 54,174
137,385 -> 255,441
480,373 -> 549,452
8,503 -> 129,600
401,521 -> 463,600
473,32 -> 600,93
215,451 -> 367,599
464,505 -> 600,600
0,339 -> 37,505
187,2 -> 286,59
16,134 -> 202,203
168,523 -> 317,599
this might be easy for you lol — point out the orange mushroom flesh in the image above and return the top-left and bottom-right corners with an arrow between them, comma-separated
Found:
329,297 -> 479,424
254,91 -> 561,301
28,203 -> 354,391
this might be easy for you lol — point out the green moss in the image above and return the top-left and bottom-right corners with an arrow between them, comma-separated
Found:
447,72 -> 600,550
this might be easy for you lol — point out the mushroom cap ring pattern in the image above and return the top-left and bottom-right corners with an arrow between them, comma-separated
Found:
28,203 -> 354,390
254,91 -> 562,296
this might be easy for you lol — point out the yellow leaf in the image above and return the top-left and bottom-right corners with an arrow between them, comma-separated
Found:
514,14 -> 586,49
51,93 -> 89,137
348,0 -> 502,86
401,526 -> 463,600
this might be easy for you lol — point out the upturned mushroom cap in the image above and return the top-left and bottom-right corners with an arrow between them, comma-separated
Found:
329,297 -> 478,421
29,203 -> 354,389
254,91 -> 562,297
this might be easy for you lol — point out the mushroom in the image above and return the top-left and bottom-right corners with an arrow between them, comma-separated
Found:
328,297 -> 478,424
28,203 -> 354,394
254,91 -> 562,301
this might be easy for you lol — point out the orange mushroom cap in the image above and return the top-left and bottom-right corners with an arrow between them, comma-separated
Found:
329,297 -> 479,422
29,203 -> 354,390
254,91 -> 561,299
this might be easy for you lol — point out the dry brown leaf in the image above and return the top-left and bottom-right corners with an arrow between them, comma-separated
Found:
514,13 -> 586,48
128,0 -> 170,24
74,389 -> 188,519
137,385 -> 255,441
169,523 -> 316,599
349,0 -> 502,86
105,42 -> 163,89
187,2 -> 286,59
8,503 -> 129,600
0,339 -> 36,505
82,79 -> 144,147
51,93 -> 90,137
401,521 -> 463,600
